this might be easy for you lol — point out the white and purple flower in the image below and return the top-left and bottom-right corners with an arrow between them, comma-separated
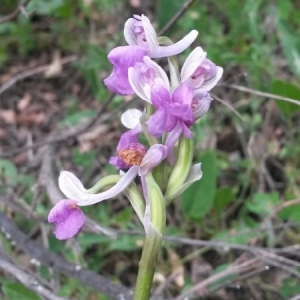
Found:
48,142 -> 167,240
104,15 -> 198,95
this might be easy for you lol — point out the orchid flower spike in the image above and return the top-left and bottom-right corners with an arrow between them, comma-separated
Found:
104,15 -> 198,95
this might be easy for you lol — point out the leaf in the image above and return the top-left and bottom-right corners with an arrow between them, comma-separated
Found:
58,110 -> 97,127
277,20 -> 300,78
271,79 -> 300,115
2,282 -> 41,300
109,235 -> 142,252
181,151 -> 218,219
280,278 -> 300,298
214,187 -> 234,213
156,0 -> 185,35
0,159 -> 18,187
246,192 -> 279,217
77,234 -> 111,247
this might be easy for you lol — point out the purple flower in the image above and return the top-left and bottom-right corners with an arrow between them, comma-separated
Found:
181,47 -> 223,93
147,82 -> 194,138
104,15 -> 198,95
128,56 -> 170,102
103,46 -> 148,95
109,109 -> 143,169
48,142 -> 167,240
48,199 -> 85,240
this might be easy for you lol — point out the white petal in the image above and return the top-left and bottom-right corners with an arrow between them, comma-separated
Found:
165,163 -> 203,202
151,30 -> 198,58
144,56 -> 170,90
124,18 -> 138,46
139,144 -> 167,176
128,56 -> 170,102
195,66 -> 223,93
185,163 -> 203,183
121,109 -> 143,129
59,171 -> 89,201
141,15 -> 158,53
181,47 -> 207,82
80,166 -> 139,206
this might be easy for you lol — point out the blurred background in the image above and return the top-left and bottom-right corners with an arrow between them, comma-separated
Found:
0,0 -> 300,299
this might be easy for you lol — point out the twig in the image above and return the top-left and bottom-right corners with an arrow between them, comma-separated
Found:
220,83 -> 300,107
0,210 -> 133,300
0,249 -> 68,300
163,235 -> 299,255
212,93 -> 245,122
0,55 -> 77,96
158,0 -> 198,35
175,258 -> 260,300
203,265 -> 267,298
0,0 -> 32,24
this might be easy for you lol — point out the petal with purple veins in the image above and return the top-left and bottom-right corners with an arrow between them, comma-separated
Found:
181,47 -> 207,82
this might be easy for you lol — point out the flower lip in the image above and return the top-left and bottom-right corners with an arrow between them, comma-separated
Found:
48,199 -> 85,240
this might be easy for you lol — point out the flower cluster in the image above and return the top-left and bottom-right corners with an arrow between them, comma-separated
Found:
48,15 -> 223,240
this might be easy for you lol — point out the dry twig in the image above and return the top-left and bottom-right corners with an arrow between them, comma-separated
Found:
158,0 -> 198,35
220,83 -> 300,107
175,258 -> 261,300
0,55 -> 77,96
0,211 -> 133,300
0,0 -> 32,24
0,249 -> 68,300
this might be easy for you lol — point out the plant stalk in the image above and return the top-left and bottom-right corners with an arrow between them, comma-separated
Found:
133,230 -> 163,300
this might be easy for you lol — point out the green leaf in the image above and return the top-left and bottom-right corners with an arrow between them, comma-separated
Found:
109,235 -> 141,252
277,20 -> 300,78
271,79 -> 300,115
156,0 -> 185,35
77,234 -> 111,247
279,203 -> 300,222
246,192 -> 279,217
181,151 -> 218,219
280,278 -> 300,297
0,159 -> 18,187
58,110 -> 97,127
214,187 -> 234,213
73,149 -> 96,168
2,282 -> 41,300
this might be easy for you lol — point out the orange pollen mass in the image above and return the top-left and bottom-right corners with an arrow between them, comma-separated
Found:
118,148 -> 146,165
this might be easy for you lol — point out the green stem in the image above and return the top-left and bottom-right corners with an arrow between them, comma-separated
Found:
133,230 -> 163,300
133,174 -> 165,300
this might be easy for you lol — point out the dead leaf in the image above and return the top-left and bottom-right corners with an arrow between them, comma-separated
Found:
17,104 -> 47,126
0,128 -> 7,140
13,152 -> 28,165
41,92 -> 57,102
18,93 -> 32,111
130,0 -> 141,7
0,110 -> 16,124
78,124 -> 108,142
168,249 -> 185,287
44,51 -> 62,78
